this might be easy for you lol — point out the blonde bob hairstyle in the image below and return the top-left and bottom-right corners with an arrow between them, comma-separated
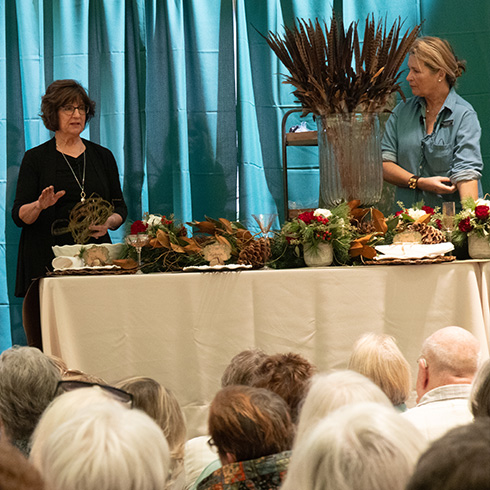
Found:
114,377 -> 186,459
410,36 -> 466,88
348,332 -> 412,406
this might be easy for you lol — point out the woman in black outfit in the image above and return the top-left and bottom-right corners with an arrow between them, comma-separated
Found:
12,79 -> 127,297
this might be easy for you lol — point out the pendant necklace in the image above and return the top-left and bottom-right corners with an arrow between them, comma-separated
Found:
59,148 -> 86,203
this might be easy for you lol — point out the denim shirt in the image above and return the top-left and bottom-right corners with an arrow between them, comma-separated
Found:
382,88 -> 483,210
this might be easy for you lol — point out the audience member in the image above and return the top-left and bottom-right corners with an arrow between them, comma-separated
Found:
470,357 -> 490,418
220,348 -> 268,387
295,370 -> 392,446
0,346 -> 61,455
185,348 -> 269,490
115,376 -> 186,490
406,418 -> 490,490
197,385 -> 293,490
30,381 -> 133,468
251,352 -> 316,423
402,326 -> 480,441
31,393 -> 170,490
282,402 -> 426,490
0,440 -> 45,490
348,332 -> 412,410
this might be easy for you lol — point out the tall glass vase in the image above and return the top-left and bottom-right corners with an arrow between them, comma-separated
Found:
317,113 -> 383,208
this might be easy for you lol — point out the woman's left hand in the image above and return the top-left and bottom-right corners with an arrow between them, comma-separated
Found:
89,213 -> 124,238
89,223 -> 110,238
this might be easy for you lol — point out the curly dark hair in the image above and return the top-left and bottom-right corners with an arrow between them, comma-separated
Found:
40,79 -> 95,131
252,352 -> 316,423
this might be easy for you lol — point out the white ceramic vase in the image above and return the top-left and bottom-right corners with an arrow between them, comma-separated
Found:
303,241 -> 334,267
468,234 -> 490,259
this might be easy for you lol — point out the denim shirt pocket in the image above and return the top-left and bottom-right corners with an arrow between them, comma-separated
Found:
422,137 -> 453,175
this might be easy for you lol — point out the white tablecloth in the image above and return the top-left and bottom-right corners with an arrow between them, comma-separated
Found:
40,262 -> 490,437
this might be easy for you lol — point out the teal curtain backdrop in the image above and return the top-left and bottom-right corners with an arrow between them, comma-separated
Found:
1,0 -> 489,348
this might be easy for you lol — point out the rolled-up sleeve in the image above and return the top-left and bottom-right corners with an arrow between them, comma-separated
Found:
381,111 -> 399,163
450,110 -> 483,183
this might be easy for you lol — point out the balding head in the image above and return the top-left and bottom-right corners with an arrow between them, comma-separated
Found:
416,327 -> 480,401
422,327 -> 480,377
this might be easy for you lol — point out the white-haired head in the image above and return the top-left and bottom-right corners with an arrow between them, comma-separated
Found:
295,370 -> 392,446
283,402 -> 426,490
30,394 -> 170,490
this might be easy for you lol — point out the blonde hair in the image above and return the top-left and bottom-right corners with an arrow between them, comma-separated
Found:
410,36 -> 466,87
114,377 -> 186,489
348,333 -> 412,406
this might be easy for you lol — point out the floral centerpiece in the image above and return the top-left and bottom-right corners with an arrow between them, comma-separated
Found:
123,213 -> 271,272
124,213 -> 202,272
383,202 -> 445,244
453,198 -> 490,258
348,202 -> 447,261
269,204 -> 352,268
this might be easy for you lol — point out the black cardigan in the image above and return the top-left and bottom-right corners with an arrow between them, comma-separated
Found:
12,138 -> 127,297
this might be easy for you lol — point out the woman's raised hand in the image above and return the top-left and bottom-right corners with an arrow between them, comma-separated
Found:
38,186 -> 66,209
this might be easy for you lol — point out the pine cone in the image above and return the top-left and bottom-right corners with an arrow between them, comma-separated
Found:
410,222 -> 446,244
238,238 -> 271,268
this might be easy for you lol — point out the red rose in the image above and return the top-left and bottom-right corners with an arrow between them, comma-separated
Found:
475,205 -> 490,220
394,210 -> 404,217
130,220 -> 148,234
435,218 -> 442,230
422,205 -> 435,215
298,211 -> 315,224
458,217 -> 473,233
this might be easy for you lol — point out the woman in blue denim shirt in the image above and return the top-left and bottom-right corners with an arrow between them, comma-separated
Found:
382,37 -> 483,210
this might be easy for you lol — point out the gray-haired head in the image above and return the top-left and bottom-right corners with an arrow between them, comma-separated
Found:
283,402 -> 426,490
0,346 -> 61,450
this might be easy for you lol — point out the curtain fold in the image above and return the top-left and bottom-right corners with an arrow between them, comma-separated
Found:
1,0 -> 488,348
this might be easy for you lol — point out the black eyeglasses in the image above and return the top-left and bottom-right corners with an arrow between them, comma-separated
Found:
55,380 -> 133,407
60,104 -> 89,115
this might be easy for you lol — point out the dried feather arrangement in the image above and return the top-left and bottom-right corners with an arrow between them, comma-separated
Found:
262,12 -> 422,115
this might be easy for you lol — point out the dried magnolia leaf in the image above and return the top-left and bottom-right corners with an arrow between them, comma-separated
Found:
193,221 -> 216,235
349,234 -> 376,258
149,237 -> 165,249
372,208 -> 388,233
180,237 -> 202,254
170,242 -> 186,253
219,218 -> 234,234
113,259 -> 138,270
156,229 -> 171,249
348,199 -> 361,210
215,235 -> 232,249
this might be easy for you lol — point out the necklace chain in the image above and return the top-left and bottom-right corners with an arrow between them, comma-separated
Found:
58,148 -> 86,203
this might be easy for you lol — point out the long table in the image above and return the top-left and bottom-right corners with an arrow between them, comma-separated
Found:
39,262 -> 490,437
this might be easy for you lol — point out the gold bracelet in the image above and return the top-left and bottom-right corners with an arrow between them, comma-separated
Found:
408,175 -> 420,190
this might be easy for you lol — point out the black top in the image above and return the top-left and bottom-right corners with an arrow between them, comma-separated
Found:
12,138 -> 128,297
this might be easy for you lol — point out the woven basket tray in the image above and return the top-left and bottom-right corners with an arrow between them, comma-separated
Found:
364,255 -> 456,266
46,267 -> 137,276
